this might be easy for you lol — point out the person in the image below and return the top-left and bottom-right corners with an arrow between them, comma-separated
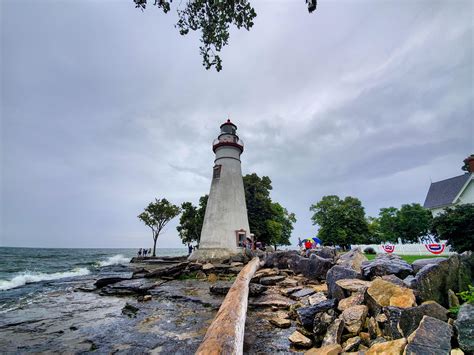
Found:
304,239 -> 312,257
298,237 -> 302,248
148,248 -> 152,256
188,243 -> 193,255
138,248 -> 142,257
143,248 -> 147,257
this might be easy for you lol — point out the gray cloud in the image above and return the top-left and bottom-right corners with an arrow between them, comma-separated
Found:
1,0 -> 473,248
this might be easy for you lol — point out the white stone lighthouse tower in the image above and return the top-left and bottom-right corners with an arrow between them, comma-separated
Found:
189,120 -> 250,261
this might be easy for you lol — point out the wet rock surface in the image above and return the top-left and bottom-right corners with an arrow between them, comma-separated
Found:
455,303 -> 474,353
404,315 -> 452,354
361,254 -> 413,279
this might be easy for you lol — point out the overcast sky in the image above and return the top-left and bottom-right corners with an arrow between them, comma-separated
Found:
1,0 -> 473,249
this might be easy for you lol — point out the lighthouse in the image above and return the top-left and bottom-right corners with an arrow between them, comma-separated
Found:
189,120 -> 250,261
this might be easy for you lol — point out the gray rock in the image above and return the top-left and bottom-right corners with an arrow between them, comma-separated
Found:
209,283 -> 231,295
322,318 -> 344,346
314,246 -> 337,260
383,301 -> 448,339
249,283 -> 267,296
100,278 -> 160,296
326,266 -> 362,300
263,250 -> 300,269
361,254 -> 413,279
336,248 -> 368,273
94,276 -> 132,288
313,309 -> 336,337
405,316 -> 452,355
290,288 -> 316,300
260,275 -> 286,285
414,254 -> 472,307
403,275 -> 416,289
343,336 -> 361,352
296,299 -> 337,330
455,303 -> 474,353
289,254 -> 334,280
381,274 -> 405,287
412,257 -> 447,273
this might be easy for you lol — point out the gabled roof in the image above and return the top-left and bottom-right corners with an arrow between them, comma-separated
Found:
423,173 -> 471,209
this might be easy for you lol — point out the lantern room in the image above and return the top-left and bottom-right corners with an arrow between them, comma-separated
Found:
212,119 -> 244,153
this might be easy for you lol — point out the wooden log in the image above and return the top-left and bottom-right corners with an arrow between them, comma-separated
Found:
196,256 -> 261,355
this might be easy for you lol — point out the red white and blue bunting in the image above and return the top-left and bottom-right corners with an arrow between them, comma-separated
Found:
424,243 -> 446,255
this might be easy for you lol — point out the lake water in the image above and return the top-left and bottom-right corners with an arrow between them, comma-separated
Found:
0,247 -> 187,312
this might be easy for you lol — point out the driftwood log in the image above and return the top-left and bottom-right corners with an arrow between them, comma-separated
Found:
195,257 -> 261,355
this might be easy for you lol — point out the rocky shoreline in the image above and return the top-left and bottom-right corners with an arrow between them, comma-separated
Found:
1,249 -> 473,354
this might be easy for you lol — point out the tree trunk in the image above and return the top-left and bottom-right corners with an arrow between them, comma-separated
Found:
153,235 -> 158,257
196,257 -> 261,355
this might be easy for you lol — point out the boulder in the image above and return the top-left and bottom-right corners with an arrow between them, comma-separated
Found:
281,286 -> 304,297
405,316 -> 452,354
455,303 -> 474,353
314,246 -> 337,260
309,292 -> 328,305
264,250 -> 300,269
414,254 -> 472,307
365,278 -> 416,315
336,248 -> 368,273
342,305 -> 368,334
342,336 -> 361,352
145,262 -> 189,278
322,318 -> 344,346
403,275 -> 416,289
337,292 -> 364,312
383,301 -> 448,339
280,278 -> 300,287
367,317 -> 383,338
291,288 -> 317,300
366,338 -> 406,355
260,275 -> 286,285
448,289 -> 460,309
380,274 -> 405,287
289,331 -> 313,348
249,293 -> 294,309
335,279 -> 371,294
305,344 -> 342,355
326,266 -> 362,300
289,254 -> 334,280
297,299 -> 337,330
412,257 -> 447,273
361,254 -> 413,279
313,310 -> 337,338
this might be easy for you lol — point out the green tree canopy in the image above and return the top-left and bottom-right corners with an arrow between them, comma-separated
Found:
176,195 -> 208,245
431,204 -> 474,253
138,198 -> 181,256
378,207 -> 399,243
133,0 -> 316,71
396,203 -> 432,243
267,202 -> 297,250
310,195 -> 369,249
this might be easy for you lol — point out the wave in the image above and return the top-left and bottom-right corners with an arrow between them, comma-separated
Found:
0,268 -> 90,291
96,254 -> 131,267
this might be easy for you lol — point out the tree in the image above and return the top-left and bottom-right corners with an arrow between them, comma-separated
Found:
396,203 -> 432,243
133,0 -> 316,71
242,173 -> 296,248
431,204 -> 474,253
268,202 -> 297,250
138,198 -> 181,256
378,207 -> 399,243
176,195 -> 208,245
366,216 -> 383,244
243,173 -> 274,244
310,195 -> 369,249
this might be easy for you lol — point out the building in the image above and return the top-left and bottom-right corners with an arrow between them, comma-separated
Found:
423,155 -> 474,216
188,120 -> 251,261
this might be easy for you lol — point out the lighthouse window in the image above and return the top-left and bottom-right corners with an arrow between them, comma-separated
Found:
213,165 -> 222,179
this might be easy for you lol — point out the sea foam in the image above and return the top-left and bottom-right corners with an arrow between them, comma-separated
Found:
0,268 -> 90,291
97,254 -> 131,267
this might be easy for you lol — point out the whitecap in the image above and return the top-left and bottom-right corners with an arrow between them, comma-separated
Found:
0,268 -> 90,291
97,254 -> 130,267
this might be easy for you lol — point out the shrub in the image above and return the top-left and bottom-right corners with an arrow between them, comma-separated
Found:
364,247 -> 376,254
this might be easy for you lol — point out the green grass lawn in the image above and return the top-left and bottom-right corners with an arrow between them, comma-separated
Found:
364,254 -> 444,264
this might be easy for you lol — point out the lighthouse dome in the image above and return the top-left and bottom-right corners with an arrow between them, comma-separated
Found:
213,119 -> 244,153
